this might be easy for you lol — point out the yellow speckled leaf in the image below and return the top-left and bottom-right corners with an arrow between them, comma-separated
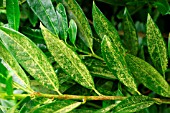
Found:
146,14 -> 168,75
0,27 -> 60,94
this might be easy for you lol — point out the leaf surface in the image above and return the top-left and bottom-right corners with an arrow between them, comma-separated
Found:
93,2 -> 125,54
0,41 -> 30,88
62,0 -> 93,50
41,24 -> 98,93
126,54 -> 170,97
27,0 -> 59,34
0,27 -> 60,94
101,35 -> 138,93
68,19 -> 77,45
112,95 -> 155,113
146,14 -> 168,75
56,3 -> 68,41
123,8 -> 138,55
6,0 -> 20,30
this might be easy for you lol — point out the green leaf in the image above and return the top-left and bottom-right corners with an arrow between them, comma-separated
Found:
0,41 -> 30,88
28,9 -> 38,27
101,35 -> 138,93
27,0 -> 59,34
146,14 -> 168,75
168,33 -> 170,59
33,100 -> 81,113
0,73 -> 6,84
125,54 -> 170,97
0,27 -> 61,95
61,0 -> 93,50
123,8 -> 138,55
6,0 -> 20,30
95,104 -> 117,113
6,75 -> 13,95
68,19 -> 77,45
56,3 -> 68,41
153,0 -> 170,15
0,60 -> 8,76
84,58 -> 117,80
92,2 -> 125,54
112,95 -> 155,113
41,24 -> 100,95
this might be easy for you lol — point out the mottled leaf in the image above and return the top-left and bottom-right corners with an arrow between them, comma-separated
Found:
33,100 -> 81,113
61,0 -> 93,50
168,33 -> 170,58
146,14 -> 168,75
101,35 -> 138,93
6,75 -> 13,95
6,0 -> 20,30
95,104 -> 117,113
0,27 -> 61,94
125,54 -> 170,97
0,41 -> 30,88
93,2 -> 125,54
27,0 -> 59,34
84,58 -> 117,80
112,95 -> 155,113
68,19 -> 77,45
41,24 -> 100,95
123,8 -> 138,55
56,3 -> 68,41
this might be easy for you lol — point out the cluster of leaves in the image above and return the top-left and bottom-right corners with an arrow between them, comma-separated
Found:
0,0 -> 170,112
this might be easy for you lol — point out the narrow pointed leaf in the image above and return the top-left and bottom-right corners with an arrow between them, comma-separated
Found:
6,0 -> 20,30
41,24 -> 96,91
0,41 -> 30,88
68,19 -> 77,45
112,95 -> 155,113
6,75 -> 13,95
56,3 -> 68,41
101,35 -> 138,93
0,60 -> 8,76
27,0 -> 59,34
123,8 -> 138,55
95,104 -> 117,113
125,54 -> 170,97
93,2 -> 125,54
146,14 -> 168,75
0,73 -> 6,84
0,27 -> 60,94
61,0 -> 93,50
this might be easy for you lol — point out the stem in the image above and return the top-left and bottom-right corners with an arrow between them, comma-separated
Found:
0,93 -> 170,104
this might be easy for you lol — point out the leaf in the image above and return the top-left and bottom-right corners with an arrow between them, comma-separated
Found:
125,53 -> 170,97
68,19 -> 77,45
123,8 -> 138,55
84,58 -> 117,80
0,60 -> 8,76
101,35 -> 138,93
27,0 -> 59,34
33,100 -> 81,113
0,73 -> 6,84
168,33 -> 170,59
6,0 -> 20,30
0,27 -> 61,95
40,24 -> 100,95
153,0 -> 170,15
146,14 -> 168,75
93,2 -> 125,54
6,75 -> 13,95
61,0 -> 93,50
112,95 -> 155,113
0,41 -> 30,88
56,3 -> 68,41
95,104 -> 117,113
28,9 -> 38,27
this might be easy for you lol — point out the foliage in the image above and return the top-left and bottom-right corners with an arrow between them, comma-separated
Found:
0,0 -> 170,112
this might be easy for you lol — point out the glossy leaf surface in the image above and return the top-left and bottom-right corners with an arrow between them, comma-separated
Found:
56,3 -> 68,41
101,35 -> 138,93
6,0 -> 20,30
68,19 -> 77,45
27,0 -> 59,34
126,54 -> 170,97
41,24 -> 97,92
62,0 -> 93,50
0,27 -> 60,94
146,14 -> 168,75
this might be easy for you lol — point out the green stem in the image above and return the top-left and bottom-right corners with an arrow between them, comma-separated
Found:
0,93 -> 170,104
